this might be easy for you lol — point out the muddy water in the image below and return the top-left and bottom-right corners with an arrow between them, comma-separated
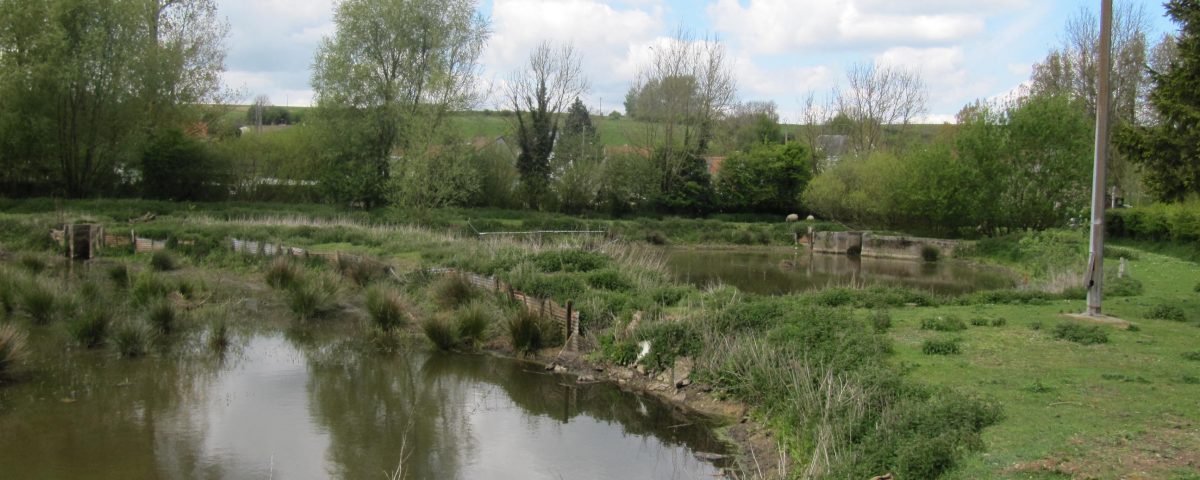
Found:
0,332 -> 727,479
665,248 -> 1016,295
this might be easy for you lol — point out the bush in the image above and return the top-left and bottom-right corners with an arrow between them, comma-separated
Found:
512,273 -> 586,302
1183,351 -> 1200,361
920,316 -> 967,332
454,301 -> 492,347
599,335 -> 639,365
431,275 -> 475,309
19,282 -> 56,324
421,315 -> 458,350
150,250 -> 177,271
586,269 -> 634,292
365,285 -> 407,332
991,317 -> 1007,327
1052,322 -> 1109,345
869,309 -> 892,333
921,245 -> 940,262
1105,276 -> 1143,297
922,338 -> 962,355
0,323 -> 29,380
635,320 -> 702,371
531,250 -> 609,273
712,299 -> 788,333
645,231 -> 668,245
1146,304 -> 1187,322
970,317 -> 990,327
264,257 -> 301,290
146,300 -> 176,334
112,321 -> 154,358
67,308 -> 110,348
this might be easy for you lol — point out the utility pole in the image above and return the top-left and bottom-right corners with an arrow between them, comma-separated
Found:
1085,0 -> 1113,317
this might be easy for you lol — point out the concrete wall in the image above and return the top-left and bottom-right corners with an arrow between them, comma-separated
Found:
807,231 -> 958,260
811,231 -> 863,255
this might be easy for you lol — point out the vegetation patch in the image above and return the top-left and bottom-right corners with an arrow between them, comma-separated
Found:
1105,276 -> 1144,297
1146,304 -> 1187,322
634,320 -> 701,371
869,309 -> 892,333
0,323 -> 29,380
431,275 -> 476,309
1052,322 -> 1109,345
19,281 -> 57,325
112,321 -> 154,358
421,315 -> 458,351
365,285 -> 407,332
922,337 -> 962,355
920,315 -> 968,332
531,250 -> 609,273
67,307 -> 111,348
453,301 -> 492,348
146,300 -> 177,334
150,250 -> 178,271
264,257 -> 302,290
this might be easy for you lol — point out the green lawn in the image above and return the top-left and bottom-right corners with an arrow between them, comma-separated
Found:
887,249 -> 1200,479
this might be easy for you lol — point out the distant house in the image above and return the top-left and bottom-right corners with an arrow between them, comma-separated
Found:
470,135 -> 517,160
816,134 -> 849,169
703,156 -> 726,176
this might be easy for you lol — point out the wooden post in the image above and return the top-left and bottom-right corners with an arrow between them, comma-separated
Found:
566,301 -> 577,351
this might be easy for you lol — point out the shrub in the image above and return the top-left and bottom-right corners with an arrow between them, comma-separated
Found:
454,301 -> 492,347
19,281 -> 56,324
146,300 -> 176,334
635,320 -> 702,371
365,285 -> 407,331
507,309 -> 548,354
650,286 -> 690,306
431,275 -> 475,309
531,250 -> 609,273
1030,321 -> 1043,331
922,338 -> 962,355
1052,322 -> 1109,345
18,254 -> 46,275
991,317 -> 1007,327
645,231 -> 668,245
1184,351 -> 1200,361
1146,304 -> 1187,322
586,269 -> 634,292
920,316 -> 967,332
970,317 -> 990,327
112,321 -> 154,358
1105,276 -> 1143,297
264,257 -> 301,290
712,299 -> 788,333
921,245 -> 940,262
599,335 -> 639,365
0,323 -> 29,380
150,250 -> 177,271
512,273 -> 586,302
131,272 -> 172,307
1194,281 -> 1200,293
869,309 -> 892,333
422,316 -> 458,350
67,308 -> 110,348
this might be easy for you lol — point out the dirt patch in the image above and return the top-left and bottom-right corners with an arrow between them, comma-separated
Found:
1007,418 -> 1200,479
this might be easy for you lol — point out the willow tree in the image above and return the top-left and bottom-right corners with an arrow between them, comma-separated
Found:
311,0 -> 488,206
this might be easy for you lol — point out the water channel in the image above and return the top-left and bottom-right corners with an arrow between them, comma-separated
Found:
0,331 -> 727,479
665,248 -> 1016,295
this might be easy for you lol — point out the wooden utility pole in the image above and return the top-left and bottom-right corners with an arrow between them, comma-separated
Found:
1086,0 -> 1113,316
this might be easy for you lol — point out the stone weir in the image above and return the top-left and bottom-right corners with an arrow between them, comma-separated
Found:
808,231 -> 958,261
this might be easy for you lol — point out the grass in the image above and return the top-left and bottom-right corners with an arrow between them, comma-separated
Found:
0,323 -> 28,380
431,274 -> 475,309
18,254 -> 47,275
1146,303 -> 1188,322
920,315 -> 968,332
1051,322 -> 1110,345
286,276 -> 338,321
207,317 -> 230,351
131,272 -> 173,307
506,308 -> 547,355
365,285 -> 407,331
146,300 -> 177,334
453,301 -> 492,348
67,307 -> 111,348
111,321 -> 154,358
107,264 -> 130,288
19,281 -> 57,324
421,315 -> 458,350
150,250 -> 178,271
264,257 -> 301,289
922,337 -> 962,355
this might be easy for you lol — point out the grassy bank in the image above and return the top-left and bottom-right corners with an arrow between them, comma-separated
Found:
1,200 -> 1197,478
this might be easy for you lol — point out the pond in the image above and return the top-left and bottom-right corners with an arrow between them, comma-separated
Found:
0,331 -> 728,479
664,248 -> 1016,295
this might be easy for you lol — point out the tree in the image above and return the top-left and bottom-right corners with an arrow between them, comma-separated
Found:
720,101 -> 783,152
507,42 -> 588,209
716,143 -> 811,213
1116,0 -> 1200,202
833,62 -> 927,154
141,128 -> 228,201
552,98 -> 603,213
311,0 -> 488,206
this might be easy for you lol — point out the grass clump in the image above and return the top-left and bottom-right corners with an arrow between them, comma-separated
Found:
421,315 -> 458,350
287,276 -> 338,321
586,269 -> 634,292
922,338 -> 962,355
920,315 -> 967,332
335,256 -> 386,287
131,272 -> 173,307
1105,276 -> 1143,297
1052,322 -> 1109,345
107,265 -> 130,288
921,245 -> 940,262
264,257 -> 302,289
1146,304 -> 1187,322
146,300 -> 177,334
0,323 -> 29,380
207,318 -> 230,351
431,275 -> 475,309
970,317 -> 990,327
18,254 -> 47,275
531,250 -> 609,272
634,320 -> 702,371
453,301 -> 492,347
112,321 -> 154,358
67,308 -> 111,348
991,317 -> 1007,327
599,334 -> 639,365
19,281 -> 57,324
149,250 -> 177,271
868,309 -> 892,333
365,285 -> 407,332
1182,351 -> 1200,361
507,309 -> 552,354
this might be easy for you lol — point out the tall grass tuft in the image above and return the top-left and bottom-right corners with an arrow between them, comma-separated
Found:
131,272 -> 172,307
506,309 -> 546,354
264,257 -> 301,290
150,250 -> 177,271
1147,304 -> 1187,322
67,307 -> 110,348
287,275 -> 338,321
107,265 -> 130,288
868,309 -> 892,333
366,285 -> 407,331
0,323 -> 29,380
207,317 -> 230,352
146,300 -> 177,334
1052,322 -> 1109,345
454,301 -> 492,348
421,315 -> 458,350
112,321 -> 154,358
431,275 -> 475,309
19,281 -> 57,324
18,254 -> 47,275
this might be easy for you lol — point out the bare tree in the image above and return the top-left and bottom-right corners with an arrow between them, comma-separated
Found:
507,41 -> 588,208
799,92 -> 833,173
833,62 -> 927,154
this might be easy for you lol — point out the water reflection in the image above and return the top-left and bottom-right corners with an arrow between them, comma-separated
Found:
0,332 -> 725,479
666,248 -> 1016,295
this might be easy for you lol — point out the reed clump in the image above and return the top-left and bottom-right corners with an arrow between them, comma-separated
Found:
421,315 -> 458,351
0,323 -> 29,380
431,275 -> 475,309
365,285 -> 407,332
264,257 -> 301,290
19,280 -> 57,324
112,321 -> 154,358
67,307 -> 111,348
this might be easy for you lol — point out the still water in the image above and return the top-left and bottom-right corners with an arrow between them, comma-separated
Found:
665,248 -> 1016,295
0,332 -> 726,479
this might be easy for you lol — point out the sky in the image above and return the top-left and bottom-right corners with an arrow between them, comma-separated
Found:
215,0 -> 1177,124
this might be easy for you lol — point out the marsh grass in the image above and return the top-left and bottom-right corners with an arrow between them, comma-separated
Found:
67,307 -> 111,348
421,315 -> 458,350
18,254 -> 46,275
453,301 -> 492,347
112,321 -> 154,358
287,274 -> 339,321
131,272 -> 173,307
0,323 -> 29,379
150,250 -> 177,271
506,308 -> 548,354
146,300 -> 177,334
19,280 -> 57,324
264,257 -> 301,289
366,285 -> 407,331
431,275 -> 475,309
107,264 -> 130,288
208,317 -> 230,351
